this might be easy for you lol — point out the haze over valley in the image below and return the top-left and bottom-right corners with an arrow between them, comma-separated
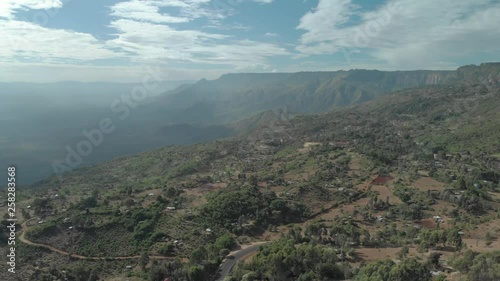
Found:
1,67 -> 473,184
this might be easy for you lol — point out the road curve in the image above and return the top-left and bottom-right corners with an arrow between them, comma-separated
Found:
19,219 -> 173,260
20,219 -> 267,273
216,242 -> 268,281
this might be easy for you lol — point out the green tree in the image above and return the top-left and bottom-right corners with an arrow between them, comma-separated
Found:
219,248 -> 230,257
241,272 -> 258,281
433,274 -> 447,281
468,252 -> 500,281
215,234 -> 237,251
167,187 -> 177,198
427,252 -> 442,270
270,199 -> 288,213
450,249 -> 476,272
317,263 -> 344,280
389,258 -> 432,281
158,243 -> 174,256
354,259 -> 394,281
88,269 -> 99,281
77,196 -> 98,209
188,265 -> 204,281
139,252 -> 150,270
457,178 -> 467,190
21,208 -> 31,220
355,259 -> 431,281
485,232 -> 494,247
397,246 -> 409,260
248,175 -> 259,186
297,272 -> 316,281
190,246 -> 207,264
447,230 -> 463,252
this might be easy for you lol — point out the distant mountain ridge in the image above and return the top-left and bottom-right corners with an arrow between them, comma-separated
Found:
31,63 -> 500,192
5,63 -> 499,184
150,68 -> 459,125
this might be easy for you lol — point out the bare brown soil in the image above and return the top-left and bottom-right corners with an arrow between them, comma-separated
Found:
411,177 -> 446,191
415,218 -> 438,229
371,185 -> 402,205
356,247 -> 404,262
371,176 -> 394,185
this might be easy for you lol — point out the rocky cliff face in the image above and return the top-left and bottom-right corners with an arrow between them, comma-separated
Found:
450,63 -> 500,84
148,63 -> 498,125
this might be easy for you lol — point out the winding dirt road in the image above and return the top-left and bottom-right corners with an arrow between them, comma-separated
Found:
19,219 -> 173,261
19,218 -> 267,275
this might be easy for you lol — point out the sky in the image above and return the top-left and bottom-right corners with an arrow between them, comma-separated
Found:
0,0 -> 499,82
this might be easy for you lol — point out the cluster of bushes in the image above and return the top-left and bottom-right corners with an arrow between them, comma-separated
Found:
451,250 -> 500,281
230,238 -> 351,281
25,256 -> 127,281
304,217 -> 424,249
75,195 -> 98,210
149,233 -> 237,281
32,197 -> 53,215
392,185 -> 432,205
29,266 -> 100,281
355,258 -> 431,281
149,259 -> 205,281
417,228 -> 463,252
198,185 -> 307,232
167,160 -> 199,179
305,219 -> 361,246
107,203 -> 166,251
229,235 -> 454,281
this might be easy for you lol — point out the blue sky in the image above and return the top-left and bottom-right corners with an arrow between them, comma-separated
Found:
1,0 -> 499,82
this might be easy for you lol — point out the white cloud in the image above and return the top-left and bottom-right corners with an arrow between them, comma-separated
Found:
0,0 -> 286,82
0,0 -> 133,82
106,19 -> 288,68
189,39 -> 289,67
107,0 -> 288,68
0,0 -> 63,19
265,32 -> 278,37
109,0 -> 238,24
110,1 -> 190,23
297,0 -> 358,46
2,0 -> 498,83
296,0 -> 500,68
203,22 -> 253,31
106,18 -> 227,61
0,19 -> 123,63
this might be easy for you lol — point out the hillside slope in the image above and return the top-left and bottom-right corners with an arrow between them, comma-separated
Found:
2,63 -> 500,281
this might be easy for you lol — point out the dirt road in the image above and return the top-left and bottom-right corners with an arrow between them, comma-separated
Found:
19,219 -> 172,260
